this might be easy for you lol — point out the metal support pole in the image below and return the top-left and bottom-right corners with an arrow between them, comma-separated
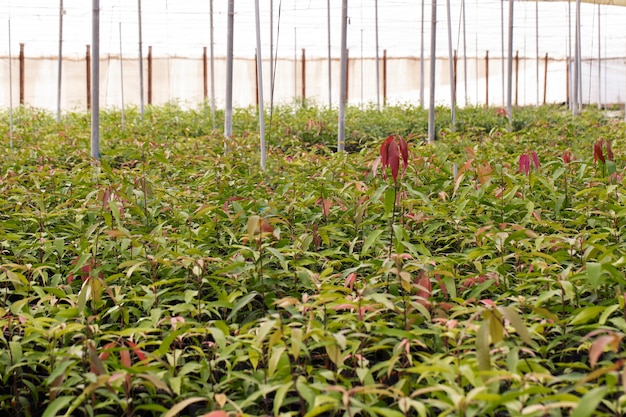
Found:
420,0 -> 425,108
254,0 -> 266,170
446,0 -> 455,131
224,0 -> 234,143
57,0 -> 63,121
506,0 -> 514,129
137,0 -> 144,119
210,0 -> 216,130
91,0 -> 100,160
428,0 -> 437,143
327,0 -> 332,107
338,0 -> 348,152
375,0 -> 380,111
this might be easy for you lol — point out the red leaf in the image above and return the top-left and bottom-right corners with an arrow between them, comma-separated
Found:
594,140 -> 605,163
518,153 -> 530,175
127,341 -> 147,362
531,151 -> 540,169
119,348 -> 132,368
398,136 -> 409,177
388,139 -> 400,181
606,140 -> 614,161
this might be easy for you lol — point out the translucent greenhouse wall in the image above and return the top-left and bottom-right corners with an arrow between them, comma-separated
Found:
1,53 -> 625,111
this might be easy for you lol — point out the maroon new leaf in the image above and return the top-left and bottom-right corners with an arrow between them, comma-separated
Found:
518,153 -> 530,175
380,134 -> 409,182
594,140 -> 605,164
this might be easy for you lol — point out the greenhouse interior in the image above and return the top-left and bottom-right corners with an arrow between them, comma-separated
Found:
2,1 -> 626,417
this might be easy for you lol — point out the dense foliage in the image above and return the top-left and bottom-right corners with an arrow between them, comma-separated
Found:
0,104 -> 625,417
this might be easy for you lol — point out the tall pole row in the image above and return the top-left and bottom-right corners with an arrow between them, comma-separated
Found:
428,0 -> 437,143
338,0 -> 348,152
8,18 -> 13,148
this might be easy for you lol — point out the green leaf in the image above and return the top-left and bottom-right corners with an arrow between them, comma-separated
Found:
362,229 -> 384,256
273,381 -> 294,416
570,306 -> 605,325
476,317 -> 491,371
162,397 -> 207,417
227,291 -> 258,321
384,186 -> 396,217
571,386 -> 610,417
42,396 -> 73,417
497,306 -> 533,345
586,262 -> 603,290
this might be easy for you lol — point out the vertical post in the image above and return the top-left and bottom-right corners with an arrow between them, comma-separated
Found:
461,0 -> 467,105
137,0 -> 144,119
302,48 -> 306,102
254,0 -> 266,170
543,53 -> 548,105
506,0 -> 514,129
501,0 -> 505,106
254,52 -> 259,107
57,0 -> 64,121
8,18 -> 13,148
19,43 -> 24,105
428,0 -> 437,143
346,49 -> 350,102
375,0 -> 380,111
515,50 -> 519,107
338,0 -> 348,152
119,22 -> 125,130
419,0 -> 425,108
203,47 -> 208,99
91,0 -> 100,160
446,0 -> 455,131
383,49 -> 387,108
565,57 -> 569,106
147,46 -> 152,105
224,0 -> 234,143
210,0 -> 216,130
453,49 -> 457,106
535,0 -> 539,106
573,0 -> 580,114
597,4 -> 601,109
327,0 -> 332,107
485,50 -> 489,107
86,45 -> 91,110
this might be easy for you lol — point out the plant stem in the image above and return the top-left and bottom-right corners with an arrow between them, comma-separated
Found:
388,181 -> 399,257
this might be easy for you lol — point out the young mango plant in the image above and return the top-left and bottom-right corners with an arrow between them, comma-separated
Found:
373,134 -> 409,257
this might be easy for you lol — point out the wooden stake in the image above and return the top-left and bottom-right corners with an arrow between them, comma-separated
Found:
147,46 -> 152,105
485,50 -> 489,107
86,45 -> 91,110
19,43 -> 24,105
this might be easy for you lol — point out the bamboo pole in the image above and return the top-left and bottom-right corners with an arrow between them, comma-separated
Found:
535,0 -> 539,106
338,0 -> 348,152
515,50 -> 519,107
91,0 -> 100,160
254,0 -> 266,171
19,43 -> 24,105
86,45 -> 91,110
147,46 -> 152,105
462,0 -> 468,105
428,0 -> 437,143
203,47 -> 208,99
